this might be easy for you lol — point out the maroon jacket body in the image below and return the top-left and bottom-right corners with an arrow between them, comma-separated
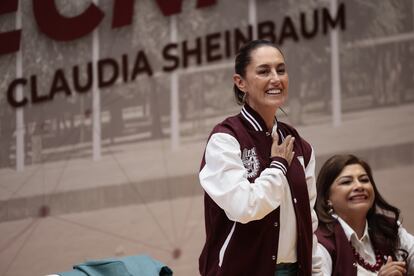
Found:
199,105 -> 314,276
316,222 -> 358,276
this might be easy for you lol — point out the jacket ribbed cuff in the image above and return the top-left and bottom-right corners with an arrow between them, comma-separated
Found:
270,157 -> 288,175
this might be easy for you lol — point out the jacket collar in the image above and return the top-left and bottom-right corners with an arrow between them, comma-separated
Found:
240,104 -> 284,139
335,215 -> 371,244
240,104 -> 269,132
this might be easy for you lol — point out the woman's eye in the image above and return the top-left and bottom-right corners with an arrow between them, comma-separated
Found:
277,68 -> 286,75
258,69 -> 269,75
360,177 -> 370,183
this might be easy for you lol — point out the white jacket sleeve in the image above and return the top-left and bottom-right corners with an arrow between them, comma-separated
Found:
305,147 -> 323,275
199,132 -> 289,224
316,243 -> 333,276
399,225 -> 414,275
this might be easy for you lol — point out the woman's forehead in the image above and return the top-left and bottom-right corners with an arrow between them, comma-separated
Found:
338,164 -> 367,176
249,46 -> 285,65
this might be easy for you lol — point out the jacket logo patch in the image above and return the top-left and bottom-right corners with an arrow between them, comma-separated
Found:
242,147 -> 260,178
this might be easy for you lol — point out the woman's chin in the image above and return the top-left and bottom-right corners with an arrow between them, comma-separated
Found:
264,96 -> 286,107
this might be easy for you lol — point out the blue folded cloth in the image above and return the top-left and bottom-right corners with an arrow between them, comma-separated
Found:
57,255 -> 173,276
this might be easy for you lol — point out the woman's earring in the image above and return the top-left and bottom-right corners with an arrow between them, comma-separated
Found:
242,92 -> 247,103
327,201 -> 334,215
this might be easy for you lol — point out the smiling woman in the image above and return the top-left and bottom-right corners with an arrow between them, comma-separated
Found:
232,45 -> 288,126
327,163 -> 375,230
315,154 -> 414,276
198,39 -> 322,276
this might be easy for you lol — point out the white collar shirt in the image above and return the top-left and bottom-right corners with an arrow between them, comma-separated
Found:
337,217 -> 378,276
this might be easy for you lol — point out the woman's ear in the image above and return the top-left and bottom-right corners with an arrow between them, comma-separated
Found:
233,74 -> 246,92
327,200 -> 334,214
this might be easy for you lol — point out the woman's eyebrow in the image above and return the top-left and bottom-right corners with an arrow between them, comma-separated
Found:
256,62 -> 285,68
335,175 -> 353,181
336,173 -> 368,182
256,64 -> 270,68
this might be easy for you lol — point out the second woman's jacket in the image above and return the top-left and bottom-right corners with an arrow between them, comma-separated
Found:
316,221 -> 357,276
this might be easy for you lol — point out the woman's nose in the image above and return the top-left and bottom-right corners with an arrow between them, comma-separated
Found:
353,180 -> 364,190
270,69 -> 281,83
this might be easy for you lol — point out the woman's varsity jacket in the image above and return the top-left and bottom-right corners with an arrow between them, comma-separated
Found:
316,222 -> 357,276
199,104 -> 320,276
